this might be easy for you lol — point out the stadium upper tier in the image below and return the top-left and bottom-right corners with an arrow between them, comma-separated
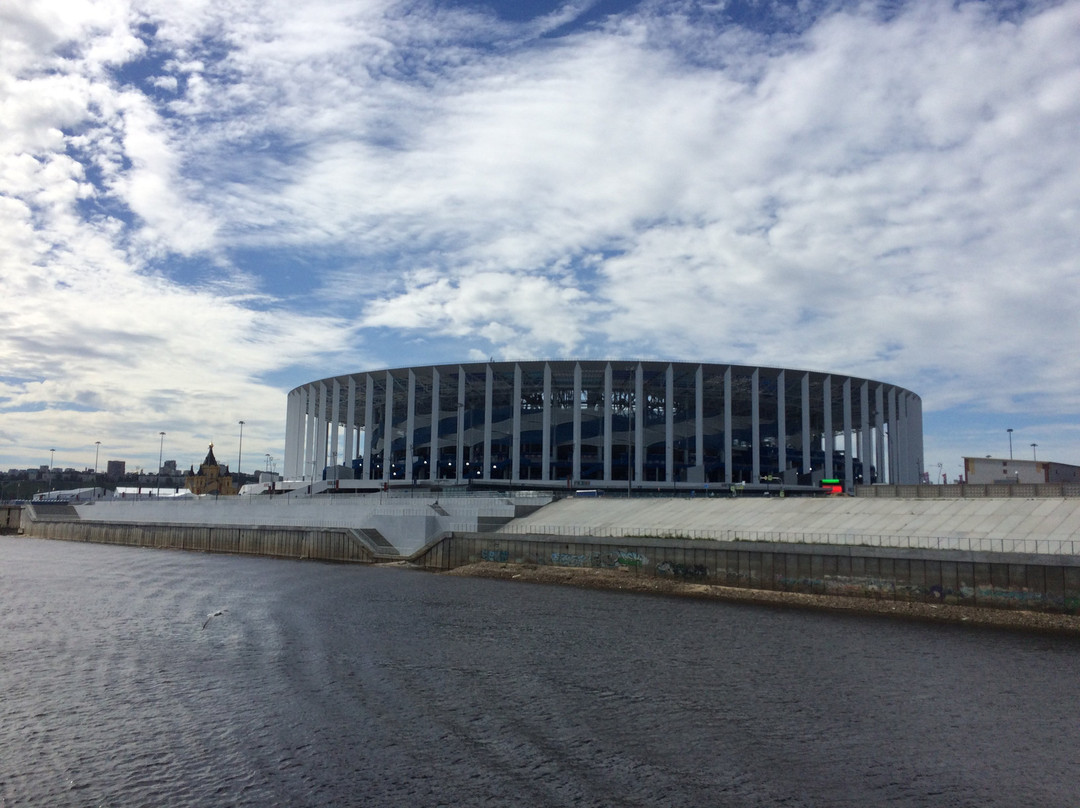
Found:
284,360 -> 923,490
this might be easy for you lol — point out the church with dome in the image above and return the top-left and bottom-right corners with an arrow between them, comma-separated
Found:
184,443 -> 236,496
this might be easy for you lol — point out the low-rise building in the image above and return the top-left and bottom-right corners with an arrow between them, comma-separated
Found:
963,456 -> 1080,485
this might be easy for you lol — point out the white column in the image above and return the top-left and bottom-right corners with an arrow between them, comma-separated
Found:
542,363 -> 551,482
430,368 -> 440,482
456,369 -> 465,483
901,393 -> 916,483
823,376 -> 833,480
695,365 -> 703,474
751,368 -> 760,484
875,384 -> 885,485
603,363 -> 613,482
303,386 -> 314,479
888,387 -> 899,483
776,369 -> 786,478
572,363 -> 582,483
634,363 -> 643,485
315,383 -> 328,475
344,377 -> 356,467
362,375 -> 373,479
284,388 -> 303,478
665,364 -> 674,484
330,379 -> 341,471
801,372 -> 811,474
912,394 -> 924,483
723,367 -> 732,484
383,372 -> 394,482
897,392 -> 909,483
512,364 -> 522,483
860,381 -> 871,485
843,377 -> 853,492
406,369 -> 416,482
483,364 -> 492,481
305,385 -> 317,480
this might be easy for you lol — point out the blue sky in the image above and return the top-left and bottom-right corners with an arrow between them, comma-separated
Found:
1,0 -> 1078,479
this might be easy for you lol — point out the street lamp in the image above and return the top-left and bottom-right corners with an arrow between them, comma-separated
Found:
157,432 -> 165,498
1007,428 -> 1013,459
237,420 -> 245,481
94,441 -> 101,497
49,448 -> 55,490
1031,443 -> 1038,462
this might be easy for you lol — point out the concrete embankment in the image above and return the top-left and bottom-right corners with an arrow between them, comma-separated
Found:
444,562 -> 1080,634
411,531 -> 1080,616
15,493 -> 1080,622
21,517 -> 380,562
499,495 -> 1080,551
0,505 -> 21,534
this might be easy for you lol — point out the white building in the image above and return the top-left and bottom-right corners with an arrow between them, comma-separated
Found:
964,457 -> 1080,485
284,360 -> 923,492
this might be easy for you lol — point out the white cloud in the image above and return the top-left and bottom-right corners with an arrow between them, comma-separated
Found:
1,0 -> 1079,474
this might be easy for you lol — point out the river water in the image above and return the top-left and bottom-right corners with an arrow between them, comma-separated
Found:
1,535 -> 1078,807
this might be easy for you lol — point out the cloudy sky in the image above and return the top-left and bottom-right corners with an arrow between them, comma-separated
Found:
2,0 -> 1077,480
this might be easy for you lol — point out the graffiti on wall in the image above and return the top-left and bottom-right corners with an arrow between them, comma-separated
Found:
550,552 -> 591,567
614,550 -> 647,568
656,562 -> 709,579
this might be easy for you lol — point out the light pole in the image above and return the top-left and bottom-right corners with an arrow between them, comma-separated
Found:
237,420 -> 245,481
1031,443 -> 1038,462
94,441 -> 101,496
1007,428 -> 1013,459
157,432 -> 165,498
49,448 -> 55,490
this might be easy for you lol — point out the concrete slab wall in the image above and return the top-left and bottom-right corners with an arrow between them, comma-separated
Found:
0,506 -> 20,533
66,494 -> 538,552
414,533 -> 1080,614
500,496 -> 1080,554
22,519 -> 374,563
19,511 -> 1080,614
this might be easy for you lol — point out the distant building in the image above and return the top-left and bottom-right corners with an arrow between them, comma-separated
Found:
32,487 -> 107,502
106,460 -> 126,480
114,486 -> 192,499
963,457 -> 1080,485
185,444 -> 236,496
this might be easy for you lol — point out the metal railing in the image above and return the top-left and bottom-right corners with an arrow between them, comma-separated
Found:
857,482 -> 1080,498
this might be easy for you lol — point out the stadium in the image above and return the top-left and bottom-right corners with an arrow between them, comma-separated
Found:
283,361 -> 922,492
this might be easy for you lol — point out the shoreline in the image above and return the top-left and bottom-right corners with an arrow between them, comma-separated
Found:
443,562 -> 1080,635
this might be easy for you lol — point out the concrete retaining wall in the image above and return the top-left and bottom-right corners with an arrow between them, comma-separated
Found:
0,506 -> 21,533
502,496 -> 1080,554
413,533 -> 1080,614
69,494 -> 535,555
23,519 -> 375,562
20,513 -> 1080,615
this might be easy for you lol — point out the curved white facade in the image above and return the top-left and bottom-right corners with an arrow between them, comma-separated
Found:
284,360 -> 923,490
